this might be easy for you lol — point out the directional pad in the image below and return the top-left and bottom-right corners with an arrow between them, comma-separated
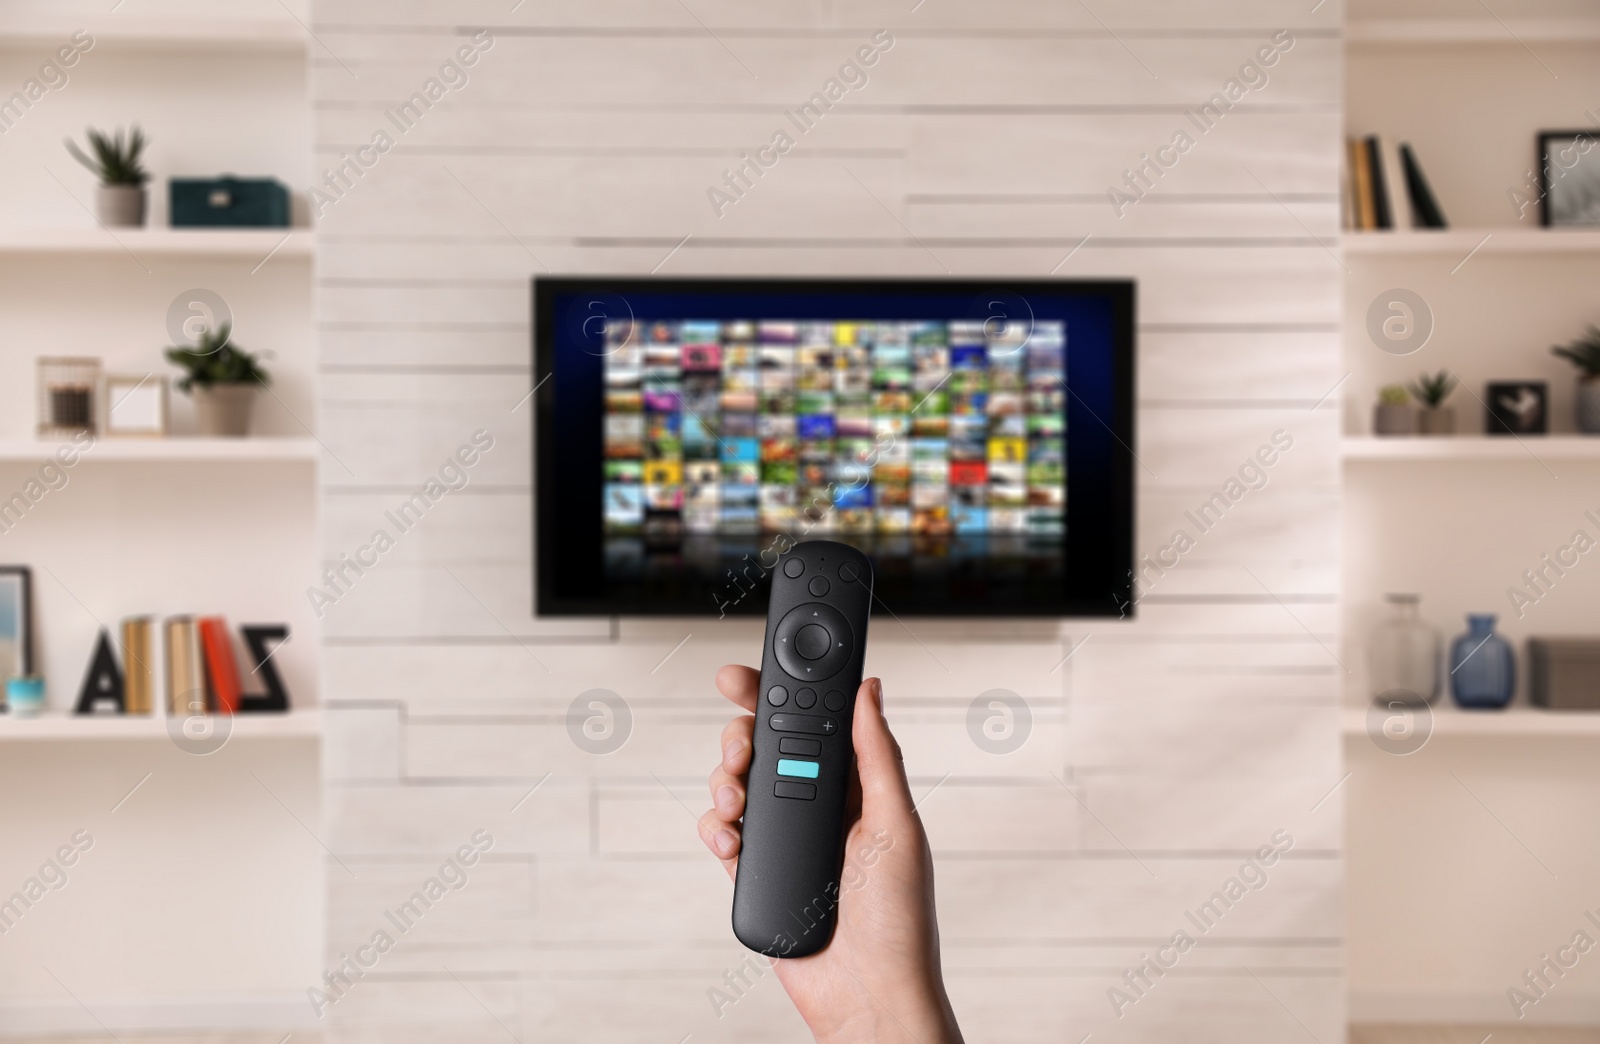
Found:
773,602 -> 853,683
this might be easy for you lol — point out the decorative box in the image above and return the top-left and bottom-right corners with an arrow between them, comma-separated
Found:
1528,638 -> 1600,710
170,176 -> 290,228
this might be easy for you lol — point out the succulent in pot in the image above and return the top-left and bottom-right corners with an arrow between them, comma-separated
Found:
1551,325 -> 1600,434
1407,370 -> 1457,436
165,324 -> 269,437
1373,384 -> 1414,436
65,125 -> 150,228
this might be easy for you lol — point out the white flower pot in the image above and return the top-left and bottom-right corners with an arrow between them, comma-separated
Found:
192,384 -> 257,437
97,184 -> 146,227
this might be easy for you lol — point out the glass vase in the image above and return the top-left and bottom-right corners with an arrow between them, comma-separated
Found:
1449,614 -> 1515,709
1368,593 -> 1441,706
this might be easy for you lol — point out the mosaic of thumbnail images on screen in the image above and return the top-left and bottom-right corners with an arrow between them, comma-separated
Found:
601,317 -> 1067,539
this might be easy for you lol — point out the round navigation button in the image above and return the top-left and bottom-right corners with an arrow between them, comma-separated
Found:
794,623 -> 831,660
767,685 -> 789,707
773,603 -> 854,683
807,575 -> 831,597
824,689 -> 846,712
838,561 -> 860,583
783,558 -> 804,579
795,687 -> 817,709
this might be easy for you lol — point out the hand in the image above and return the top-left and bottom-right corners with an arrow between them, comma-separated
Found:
699,666 -> 964,1044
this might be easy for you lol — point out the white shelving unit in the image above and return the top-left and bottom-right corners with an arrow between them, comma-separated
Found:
0,10 -> 324,1031
1343,2 -> 1600,1028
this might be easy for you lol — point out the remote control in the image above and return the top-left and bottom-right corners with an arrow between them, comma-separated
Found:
731,539 -> 873,958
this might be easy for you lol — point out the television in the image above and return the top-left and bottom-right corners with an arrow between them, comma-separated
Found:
534,277 -> 1134,617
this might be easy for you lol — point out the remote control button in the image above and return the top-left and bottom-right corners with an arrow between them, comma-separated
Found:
769,713 -> 839,735
773,603 -> 854,682
774,780 -> 816,800
824,689 -> 846,712
838,561 -> 861,583
795,687 -> 817,709
779,737 -> 823,757
766,685 -> 788,707
807,576 -> 831,597
794,624 -> 831,660
776,759 -> 819,779
783,558 -> 804,578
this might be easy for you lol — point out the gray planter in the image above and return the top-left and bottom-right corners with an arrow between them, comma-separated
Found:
1373,404 -> 1414,436
1418,407 -> 1455,435
1578,378 -> 1600,434
192,384 -> 256,437
97,184 -> 146,227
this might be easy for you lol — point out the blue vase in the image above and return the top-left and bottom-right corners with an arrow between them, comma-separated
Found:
1449,614 -> 1515,709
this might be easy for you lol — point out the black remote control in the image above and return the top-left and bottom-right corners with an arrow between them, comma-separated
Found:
731,539 -> 873,958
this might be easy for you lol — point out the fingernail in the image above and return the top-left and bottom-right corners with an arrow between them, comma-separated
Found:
873,678 -> 884,706
715,829 -> 737,856
723,738 -> 745,766
716,784 -> 739,816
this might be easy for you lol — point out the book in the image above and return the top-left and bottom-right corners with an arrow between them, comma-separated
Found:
1375,135 -> 1413,231
1400,142 -> 1448,228
164,616 -> 204,717
198,617 -> 241,714
1350,138 -> 1375,231
121,617 -> 154,715
1365,134 -> 1392,229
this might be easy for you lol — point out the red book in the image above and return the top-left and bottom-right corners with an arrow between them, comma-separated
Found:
198,617 -> 242,714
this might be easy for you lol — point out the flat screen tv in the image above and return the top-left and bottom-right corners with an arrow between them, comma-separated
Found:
535,277 -> 1134,617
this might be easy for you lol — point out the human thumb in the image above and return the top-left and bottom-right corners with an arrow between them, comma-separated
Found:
851,677 -> 916,818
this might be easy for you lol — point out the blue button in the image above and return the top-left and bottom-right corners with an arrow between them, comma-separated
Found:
776,759 -> 819,779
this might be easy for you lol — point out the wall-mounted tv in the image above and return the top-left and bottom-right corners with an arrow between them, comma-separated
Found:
535,277 -> 1134,617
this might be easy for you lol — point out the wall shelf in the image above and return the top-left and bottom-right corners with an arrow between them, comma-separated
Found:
1347,18 -> 1600,44
1343,229 -> 1600,256
0,710 -> 321,742
1343,704 -> 1600,738
0,22 -> 308,55
0,229 -> 311,260
1343,436 -> 1600,461
0,439 -> 320,463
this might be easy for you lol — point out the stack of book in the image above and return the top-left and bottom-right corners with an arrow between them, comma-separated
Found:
122,615 -> 246,716
1345,135 -> 1448,231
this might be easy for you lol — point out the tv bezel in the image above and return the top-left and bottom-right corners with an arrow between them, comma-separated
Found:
534,276 -> 1135,618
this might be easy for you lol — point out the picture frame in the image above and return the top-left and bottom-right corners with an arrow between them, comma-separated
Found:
1538,130 -> 1600,227
1486,381 -> 1548,436
102,374 -> 169,437
0,567 -> 34,688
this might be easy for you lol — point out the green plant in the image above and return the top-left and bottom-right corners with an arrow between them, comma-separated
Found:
1378,384 -> 1410,407
164,325 -> 269,391
64,126 -> 149,186
1551,325 -> 1600,378
1407,370 -> 1457,408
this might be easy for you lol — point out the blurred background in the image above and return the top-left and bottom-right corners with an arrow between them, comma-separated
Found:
0,0 -> 1598,1041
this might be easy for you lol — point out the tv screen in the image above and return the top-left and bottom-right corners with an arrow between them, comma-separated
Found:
535,277 -> 1134,617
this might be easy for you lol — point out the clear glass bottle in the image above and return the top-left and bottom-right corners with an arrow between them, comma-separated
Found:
1369,593 -> 1441,706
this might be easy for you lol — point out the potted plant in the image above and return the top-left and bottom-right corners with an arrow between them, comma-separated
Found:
1407,370 -> 1457,435
1373,384 -> 1413,436
1551,325 -> 1600,434
65,126 -> 150,228
165,324 -> 268,437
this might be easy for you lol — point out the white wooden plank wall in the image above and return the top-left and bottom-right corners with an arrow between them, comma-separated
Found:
309,2 -> 1345,1040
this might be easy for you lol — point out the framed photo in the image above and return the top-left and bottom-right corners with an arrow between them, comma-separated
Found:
1486,381 -> 1548,436
1538,131 -> 1600,227
0,567 -> 33,686
102,374 -> 169,437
